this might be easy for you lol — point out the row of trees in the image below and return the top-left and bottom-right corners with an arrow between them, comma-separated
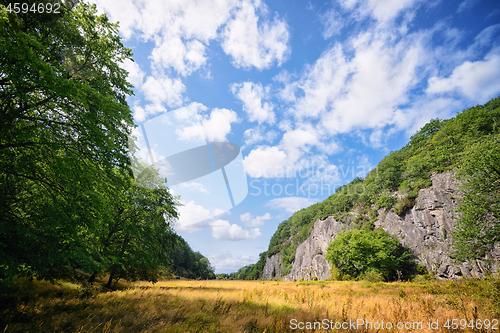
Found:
0,1 -> 214,286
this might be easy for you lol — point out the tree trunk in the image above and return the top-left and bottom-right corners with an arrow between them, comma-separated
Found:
88,271 -> 97,283
105,270 -> 114,289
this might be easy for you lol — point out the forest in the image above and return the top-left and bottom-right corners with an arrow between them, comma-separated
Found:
0,1 -> 214,288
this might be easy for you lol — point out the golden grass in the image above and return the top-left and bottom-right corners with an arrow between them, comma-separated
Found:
1,278 -> 499,332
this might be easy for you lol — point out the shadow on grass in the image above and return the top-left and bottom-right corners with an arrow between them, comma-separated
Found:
0,280 -> 315,333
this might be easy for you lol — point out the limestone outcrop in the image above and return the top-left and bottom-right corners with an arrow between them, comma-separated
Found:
263,172 -> 500,281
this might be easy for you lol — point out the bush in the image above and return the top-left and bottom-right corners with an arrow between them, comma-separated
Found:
376,195 -> 397,209
326,229 -> 414,281
413,178 -> 432,192
329,267 -> 342,281
394,197 -> 415,216
362,269 -> 385,282
416,265 -> 428,275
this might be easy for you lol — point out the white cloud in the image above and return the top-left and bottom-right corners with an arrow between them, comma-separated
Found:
174,200 -> 211,233
240,212 -> 271,227
231,82 -> 275,124
173,103 -> 207,143
243,125 -> 277,147
150,36 -> 208,76
221,0 -> 290,70
339,0 -> 420,23
177,181 -> 210,194
120,58 -> 145,88
209,219 -> 262,240
172,104 -> 239,143
321,8 -> 343,39
426,49 -> 500,103
282,29 -> 427,134
92,0 -> 237,75
243,122 -> 340,179
266,197 -> 318,213
207,252 -> 257,272
133,103 -> 147,122
94,0 -> 289,73
457,0 -> 478,13
243,145 -> 290,178
286,45 -> 350,119
201,108 -> 239,141
141,75 -> 185,107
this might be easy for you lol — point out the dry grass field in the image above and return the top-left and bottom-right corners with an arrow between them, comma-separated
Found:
1,277 -> 499,332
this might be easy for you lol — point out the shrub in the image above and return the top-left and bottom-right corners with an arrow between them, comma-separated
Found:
413,178 -> 432,191
394,197 -> 415,216
326,229 -> 414,281
376,195 -> 397,209
416,265 -> 428,275
362,269 -> 385,282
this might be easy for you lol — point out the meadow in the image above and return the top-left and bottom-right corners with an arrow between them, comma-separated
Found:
1,277 -> 499,332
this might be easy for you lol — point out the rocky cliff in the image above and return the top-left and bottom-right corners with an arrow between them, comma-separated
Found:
263,172 -> 500,281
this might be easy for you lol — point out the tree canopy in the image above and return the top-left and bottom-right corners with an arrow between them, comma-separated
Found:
0,1 -> 191,285
325,229 -> 414,281
453,134 -> 500,261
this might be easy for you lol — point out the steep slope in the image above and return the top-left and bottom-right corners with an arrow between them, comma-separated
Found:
264,171 -> 500,281
237,96 -> 500,281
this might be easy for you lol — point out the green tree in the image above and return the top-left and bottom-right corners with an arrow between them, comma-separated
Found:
0,1 -> 134,280
93,162 -> 180,288
325,229 -> 414,281
453,135 -> 500,261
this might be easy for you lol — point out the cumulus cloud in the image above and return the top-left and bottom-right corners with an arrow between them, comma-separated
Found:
120,58 -> 145,89
240,212 -> 271,227
242,122 -> 339,178
201,108 -> 239,141
426,49 -> 500,103
266,197 -> 318,213
221,0 -> 290,70
173,103 -> 207,143
242,125 -> 278,148
174,201 -> 211,233
92,0 -> 236,74
231,82 -> 275,124
150,36 -> 208,76
243,145 -> 290,178
172,104 -> 238,142
141,75 -> 185,107
209,220 -> 262,240
207,252 -> 257,272
93,0 -> 290,73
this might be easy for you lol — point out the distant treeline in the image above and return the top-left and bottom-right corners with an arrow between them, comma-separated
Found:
168,234 -> 216,280
235,96 -> 500,280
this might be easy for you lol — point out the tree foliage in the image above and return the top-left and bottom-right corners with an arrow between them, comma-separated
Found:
325,229 -> 414,281
0,1 -> 187,286
167,234 -> 216,280
453,134 -> 500,261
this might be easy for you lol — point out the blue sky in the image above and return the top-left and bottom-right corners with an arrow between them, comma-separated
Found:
91,0 -> 500,273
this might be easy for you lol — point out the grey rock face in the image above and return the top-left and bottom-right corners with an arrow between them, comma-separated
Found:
280,216 -> 349,281
262,172 -> 500,281
262,254 -> 283,280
